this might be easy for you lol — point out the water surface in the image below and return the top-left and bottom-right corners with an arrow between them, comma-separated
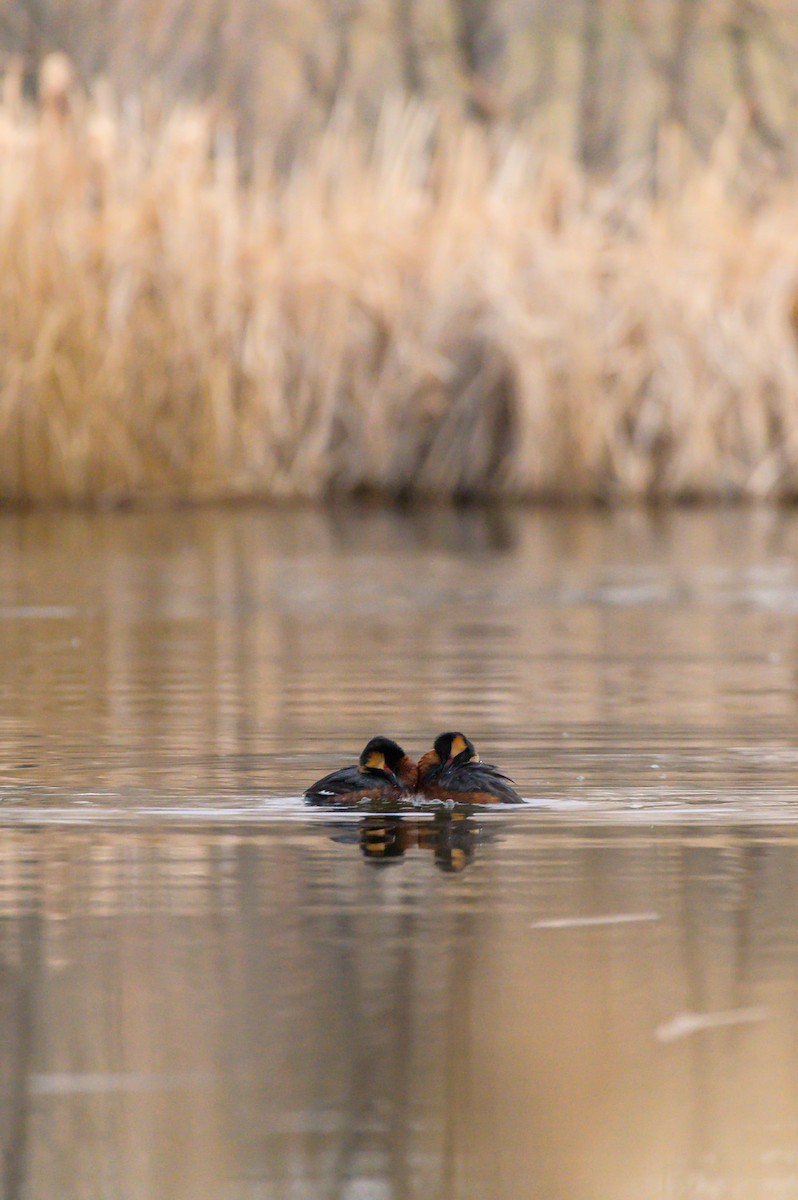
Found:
2,506 -> 798,1198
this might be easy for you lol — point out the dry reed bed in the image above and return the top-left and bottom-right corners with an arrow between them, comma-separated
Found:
2,89 -> 798,504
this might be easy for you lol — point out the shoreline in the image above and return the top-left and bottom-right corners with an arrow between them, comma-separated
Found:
3,93 -> 798,507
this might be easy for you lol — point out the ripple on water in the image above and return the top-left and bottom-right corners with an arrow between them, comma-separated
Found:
3,508 -> 798,1199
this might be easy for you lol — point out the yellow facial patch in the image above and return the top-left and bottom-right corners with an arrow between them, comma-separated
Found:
450,735 -> 469,758
363,750 -> 387,771
450,849 -> 468,872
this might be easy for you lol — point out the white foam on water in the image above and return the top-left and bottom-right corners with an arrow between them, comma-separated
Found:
655,1007 -> 770,1043
529,912 -> 660,929
29,1071 -> 213,1095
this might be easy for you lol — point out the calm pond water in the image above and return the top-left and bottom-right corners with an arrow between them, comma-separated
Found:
3,506 -> 798,1199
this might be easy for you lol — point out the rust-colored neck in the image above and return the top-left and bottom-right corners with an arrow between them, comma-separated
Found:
397,754 -> 419,790
417,750 -> 441,783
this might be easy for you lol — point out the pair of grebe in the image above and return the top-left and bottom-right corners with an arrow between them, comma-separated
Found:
305,732 -> 522,806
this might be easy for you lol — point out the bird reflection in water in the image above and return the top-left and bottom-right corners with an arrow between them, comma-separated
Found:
331,812 -> 490,872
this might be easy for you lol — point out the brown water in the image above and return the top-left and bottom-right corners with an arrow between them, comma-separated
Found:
3,506 -> 798,1199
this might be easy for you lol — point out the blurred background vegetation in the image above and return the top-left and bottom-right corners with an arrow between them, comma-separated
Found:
3,1 -> 798,505
3,0 -> 796,166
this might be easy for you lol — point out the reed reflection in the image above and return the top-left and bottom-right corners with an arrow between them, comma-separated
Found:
1,824 -> 798,1198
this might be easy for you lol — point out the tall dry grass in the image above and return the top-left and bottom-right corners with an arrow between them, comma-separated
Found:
3,70 -> 798,504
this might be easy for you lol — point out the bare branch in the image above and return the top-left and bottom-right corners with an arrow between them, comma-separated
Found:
578,0 -> 605,169
393,0 -> 424,95
450,0 -> 506,122
665,0 -> 701,129
729,0 -> 785,152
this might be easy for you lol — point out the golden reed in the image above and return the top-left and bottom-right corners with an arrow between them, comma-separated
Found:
3,63 -> 798,504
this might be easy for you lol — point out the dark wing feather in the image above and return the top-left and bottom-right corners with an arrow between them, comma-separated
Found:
480,760 -> 516,783
304,765 -> 364,803
304,765 -> 399,805
440,761 -> 523,804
